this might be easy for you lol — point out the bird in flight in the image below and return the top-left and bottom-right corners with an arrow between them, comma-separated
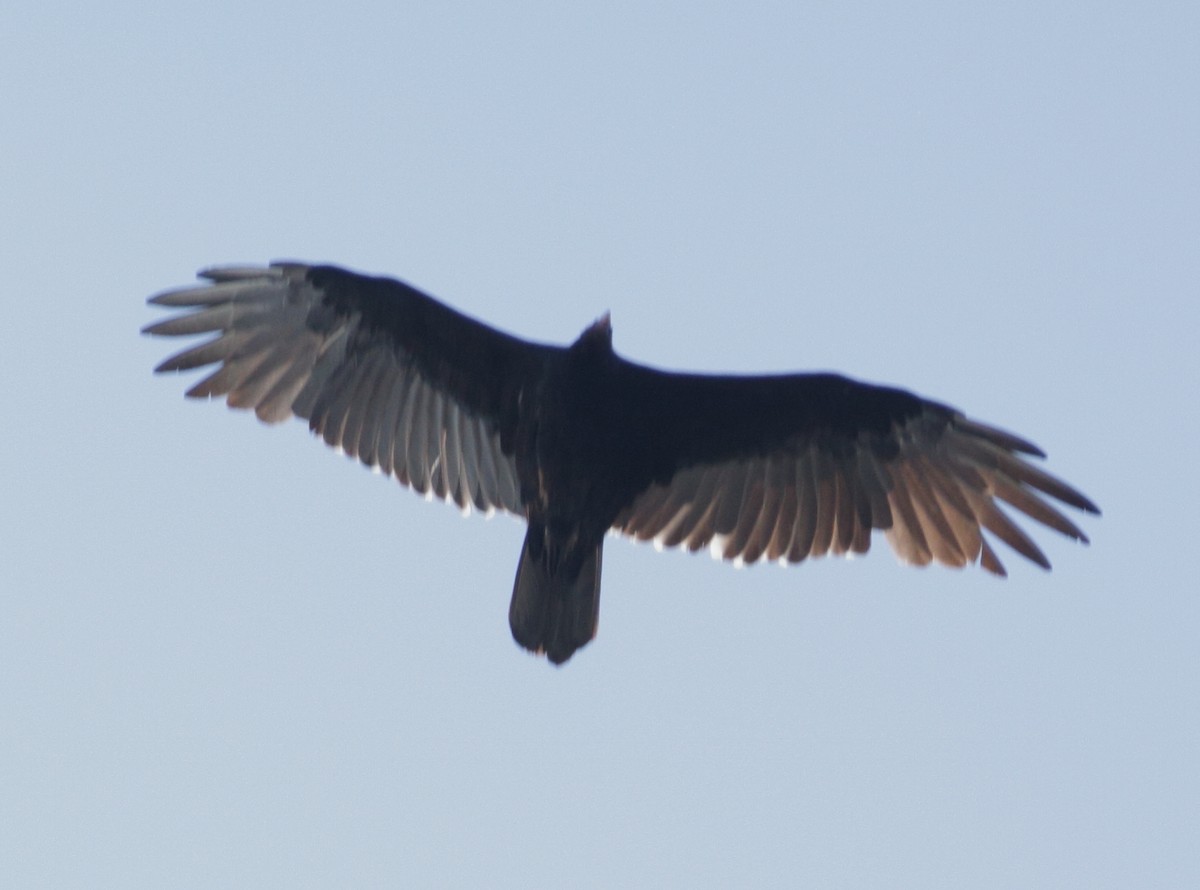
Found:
144,263 -> 1099,665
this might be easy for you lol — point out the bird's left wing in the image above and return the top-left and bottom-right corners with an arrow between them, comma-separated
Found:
608,363 -> 1099,576
144,263 -> 554,516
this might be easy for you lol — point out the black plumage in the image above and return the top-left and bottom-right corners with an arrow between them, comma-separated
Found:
144,262 -> 1099,664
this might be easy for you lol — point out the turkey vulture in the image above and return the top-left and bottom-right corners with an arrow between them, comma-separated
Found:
144,262 -> 1099,664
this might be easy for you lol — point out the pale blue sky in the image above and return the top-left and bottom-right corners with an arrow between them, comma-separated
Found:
2,2 -> 1196,887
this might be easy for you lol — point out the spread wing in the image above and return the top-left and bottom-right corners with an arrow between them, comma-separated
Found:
610,365 -> 1099,576
143,263 -> 555,516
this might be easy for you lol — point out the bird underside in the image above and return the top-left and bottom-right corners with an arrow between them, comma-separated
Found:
143,261 -> 1100,666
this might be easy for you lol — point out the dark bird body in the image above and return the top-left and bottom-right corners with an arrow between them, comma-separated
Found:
145,263 -> 1099,664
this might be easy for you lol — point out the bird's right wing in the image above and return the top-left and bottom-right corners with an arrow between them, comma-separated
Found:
144,263 -> 555,516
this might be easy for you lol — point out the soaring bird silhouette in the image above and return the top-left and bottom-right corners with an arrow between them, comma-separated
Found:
144,263 -> 1099,664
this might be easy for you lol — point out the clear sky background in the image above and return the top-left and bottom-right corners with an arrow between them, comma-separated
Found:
2,2 -> 1196,887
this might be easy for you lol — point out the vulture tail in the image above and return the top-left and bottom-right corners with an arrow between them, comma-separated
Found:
509,529 -> 602,665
